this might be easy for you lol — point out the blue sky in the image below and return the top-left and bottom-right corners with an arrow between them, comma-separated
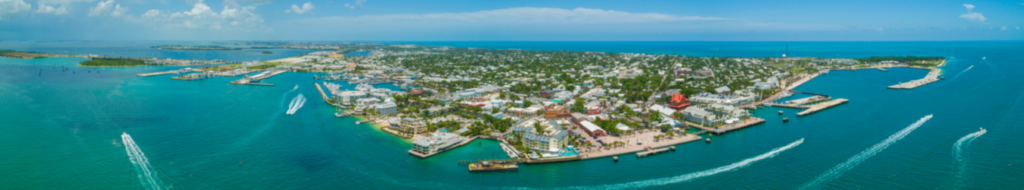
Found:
0,0 -> 1022,41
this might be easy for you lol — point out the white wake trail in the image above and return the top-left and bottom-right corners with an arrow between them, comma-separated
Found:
949,65 -> 973,81
286,94 -> 306,115
554,138 -> 804,190
799,114 -> 933,190
954,129 -> 985,163
122,133 -> 163,190
953,129 -> 986,187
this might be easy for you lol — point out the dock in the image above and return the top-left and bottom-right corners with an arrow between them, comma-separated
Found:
797,98 -> 848,116
409,137 -> 479,158
888,68 -> 941,89
137,68 -> 193,77
636,146 -> 673,158
687,117 -> 766,135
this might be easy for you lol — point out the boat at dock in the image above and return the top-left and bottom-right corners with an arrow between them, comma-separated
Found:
469,161 -> 518,172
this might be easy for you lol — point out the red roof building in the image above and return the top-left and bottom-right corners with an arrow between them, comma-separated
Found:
668,94 -> 691,110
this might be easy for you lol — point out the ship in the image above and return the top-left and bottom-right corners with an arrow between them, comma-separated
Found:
468,161 -> 518,172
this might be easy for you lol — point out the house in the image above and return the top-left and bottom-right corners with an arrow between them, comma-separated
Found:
668,94 -> 691,110
410,132 -> 468,155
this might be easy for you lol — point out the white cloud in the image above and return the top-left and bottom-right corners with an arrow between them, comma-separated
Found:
36,3 -> 70,15
959,4 -> 986,22
147,0 -> 266,31
88,0 -> 127,17
1001,26 -> 1007,31
1017,26 -> 1021,30
299,7 -> 722,24
142,9 -> 159,17
344,0 -> 364,9
0,0 -> 32,19
958,12 -> 983,21
289,2 -> 313,14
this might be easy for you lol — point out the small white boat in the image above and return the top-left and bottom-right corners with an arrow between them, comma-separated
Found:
294,84 -> 299,89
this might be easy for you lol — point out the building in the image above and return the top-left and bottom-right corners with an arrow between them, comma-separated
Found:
680,106 -> 725,126
409,88 -> 425,96
714,86 -> 732,94
694,69 -> 714,79
509,119 -> 569,152
578,120 -> 607,137
390,118 -> 427,137
690,92 -> 754,106
668,94 -> 691,110
410,132 -> 468,155
374,102 -> 398,115
675,68 -> 692,76
544,105 -> 570,119
333,91 -> 367,105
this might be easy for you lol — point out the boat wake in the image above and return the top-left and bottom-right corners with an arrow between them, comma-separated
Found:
949,65 -> 973,81
799,114 -> 932,190
122,133 -> 163,190
953,129 -> 986,186
555,138 -> 804,190
286,94 -> 306,115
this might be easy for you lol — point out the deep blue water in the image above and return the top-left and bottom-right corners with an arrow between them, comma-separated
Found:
1,41 -> 1023,189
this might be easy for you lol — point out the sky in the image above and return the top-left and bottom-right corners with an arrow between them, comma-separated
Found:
0,0 -> 1022,41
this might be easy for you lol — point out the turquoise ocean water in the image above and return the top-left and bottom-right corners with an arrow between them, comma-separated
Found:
1,41 -> 1023,189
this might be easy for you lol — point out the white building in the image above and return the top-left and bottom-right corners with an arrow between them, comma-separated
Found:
333,91 -> 367,105
690,92 -> 754,106
374,102 -> 398,115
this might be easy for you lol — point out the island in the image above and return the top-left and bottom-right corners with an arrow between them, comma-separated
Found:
80,58 -> 147,67
150,45 -> 242,51
166,43 -> 942,169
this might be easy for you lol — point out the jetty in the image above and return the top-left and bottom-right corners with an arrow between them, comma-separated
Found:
314,83 -> 332,103
888,68 -> 941,89
797,98 -> 848,116
409,137 -> 479,158
636,146 -> 674,158
687,117 -> 766,135
230,70 -> 286,86
137,68 -> 193,77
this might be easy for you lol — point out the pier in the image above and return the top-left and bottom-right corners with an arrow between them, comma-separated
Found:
137,68 -> 194,77
687,117 -> 766,135
797,98 -> 848,116
636,146 -> 673,158
888,68 -> 941,89
409,137 -> 479,158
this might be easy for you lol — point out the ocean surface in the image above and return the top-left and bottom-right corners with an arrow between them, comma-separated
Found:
1,41 -> 1023,189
